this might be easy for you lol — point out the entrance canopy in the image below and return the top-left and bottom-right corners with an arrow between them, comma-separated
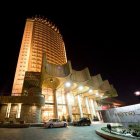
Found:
22,54 -> 118,101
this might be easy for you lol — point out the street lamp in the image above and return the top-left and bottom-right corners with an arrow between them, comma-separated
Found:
134,91 -> 140,96
134,91 -> 140,101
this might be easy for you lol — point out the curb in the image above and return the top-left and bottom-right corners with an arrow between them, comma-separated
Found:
96,129 -> 124,140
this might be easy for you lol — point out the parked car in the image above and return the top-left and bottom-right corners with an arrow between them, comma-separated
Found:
93,116 -> 99,121
44,119 -> 68,128
73,117 -> 91,126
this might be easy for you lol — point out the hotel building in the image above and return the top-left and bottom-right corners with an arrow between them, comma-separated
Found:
12,17 -> 67,95
0,17 -> 118,123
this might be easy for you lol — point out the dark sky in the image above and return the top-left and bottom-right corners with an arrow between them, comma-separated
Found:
0,2 -> 139,105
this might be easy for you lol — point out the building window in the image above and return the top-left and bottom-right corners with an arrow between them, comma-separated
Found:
5,103 -> 11,118
16,103 -> 22,118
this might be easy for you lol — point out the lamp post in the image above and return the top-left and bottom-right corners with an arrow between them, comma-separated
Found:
134,91 -> 140,101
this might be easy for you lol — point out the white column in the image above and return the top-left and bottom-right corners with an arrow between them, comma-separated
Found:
78,95 -> 83,118
93,100 -> 101,121
66,92 -> 73,122
53,89 -> 58,118
16,103 -> 22,118
85,97 -> 90,114
90,99 -> 96,119
6,103 -> 11,118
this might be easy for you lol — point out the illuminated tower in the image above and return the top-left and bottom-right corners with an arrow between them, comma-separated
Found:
12,17 -> 67,95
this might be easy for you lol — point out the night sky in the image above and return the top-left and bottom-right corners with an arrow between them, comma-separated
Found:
0,2 -> 139,105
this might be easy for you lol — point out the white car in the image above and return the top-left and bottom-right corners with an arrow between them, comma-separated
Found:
44,119 -> 68,128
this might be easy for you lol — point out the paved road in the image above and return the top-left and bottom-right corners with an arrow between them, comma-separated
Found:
0,123 -> 106,140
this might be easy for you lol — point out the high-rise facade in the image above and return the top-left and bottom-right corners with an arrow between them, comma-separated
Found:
12,17 -> 67,95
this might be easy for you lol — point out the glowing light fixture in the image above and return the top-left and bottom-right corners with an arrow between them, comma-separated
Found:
50,79 -> 53,82
96,92 -> 99,96
65,82 -> 71,87
78,86 -> 83,91
134,91 -> 140,96
89,89 -> 93,93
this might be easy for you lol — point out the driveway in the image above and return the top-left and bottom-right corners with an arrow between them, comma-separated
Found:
0,123 -> 106,140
